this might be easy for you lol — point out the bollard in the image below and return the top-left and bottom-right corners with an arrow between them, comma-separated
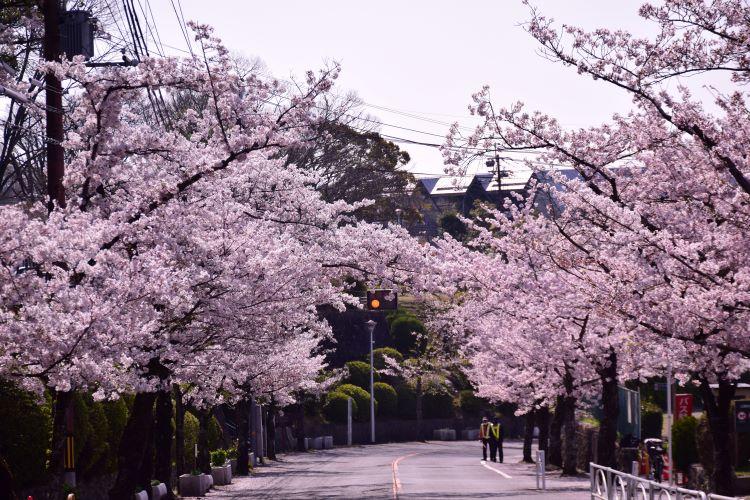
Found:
631,460 -> 639,477
535,450 -> 546,490
347,397 -> 353,446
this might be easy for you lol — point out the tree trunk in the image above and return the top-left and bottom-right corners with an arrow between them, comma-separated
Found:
561,394 -> 578,475
522,409 -> 536,463
174,385 -> 185,477
266,402 -> 277,461
197,408 -> 211,474
236,399 -> 250,475
154,389 -> 175,498
537,406 -> 550,463
46,390 -> 73,496
549,395 -> 564,468
699,376 -> 736,496
0,456 -> 18,500
415,376 -> 424,442
597,350 -> 619,468
138,414 -> 154,492
295,401 -> 306,452
109,392 -> 157,500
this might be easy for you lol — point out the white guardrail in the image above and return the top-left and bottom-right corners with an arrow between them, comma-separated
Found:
589,463 -> 738,500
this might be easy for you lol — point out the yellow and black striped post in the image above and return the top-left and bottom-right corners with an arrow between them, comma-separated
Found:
64,434 -> 75,470
63,403 -> 76,487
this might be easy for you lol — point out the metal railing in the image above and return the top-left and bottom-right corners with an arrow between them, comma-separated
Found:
590,463 -> 738,500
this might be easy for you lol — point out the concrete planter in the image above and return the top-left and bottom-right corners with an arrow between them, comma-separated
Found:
211,464 -> 232,485
311,436 -> 324,449
323,436 -> 334,449
151,482 -> 168,500
133,491 -> 148,500
179,473 -> 209,497
433,428 -> 456,441
461,429 -> 479,440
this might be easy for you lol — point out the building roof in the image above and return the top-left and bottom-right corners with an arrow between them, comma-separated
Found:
477,170 -> 534,192
418,170 -> 533,197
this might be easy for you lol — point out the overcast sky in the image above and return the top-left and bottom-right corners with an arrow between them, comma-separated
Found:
142,1 -> 655,176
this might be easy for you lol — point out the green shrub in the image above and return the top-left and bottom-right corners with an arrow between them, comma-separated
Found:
323,391 -> 356,424
439,212 -> 468,241
641,399 -> 663,439
79,399 -> 111,480
456,390 -> 485,417
345,360 -> 379,389
211,449 -> 227,467
395,383 -> 417,419
372,347 -> 404,370
207,415 -> 222,451
423,388 -> 454,419
337,384 -> 376,421
374,382 -> 398,418
389,314 -> 426,355
673,416 -> 699,472
0,381 -> 51,488
102,398 -> 128,472
184,411 -> 200,470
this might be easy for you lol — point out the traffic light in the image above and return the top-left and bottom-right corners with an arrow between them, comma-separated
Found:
367,289 -> 398,310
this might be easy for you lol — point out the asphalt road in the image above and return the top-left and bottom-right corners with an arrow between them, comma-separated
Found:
199,440 -> 590,499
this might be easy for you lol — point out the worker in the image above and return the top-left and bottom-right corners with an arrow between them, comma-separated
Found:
479,416 -> 491,461
489,418 -> 504,463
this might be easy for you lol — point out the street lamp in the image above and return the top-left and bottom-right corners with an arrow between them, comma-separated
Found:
365,319 -> 377,444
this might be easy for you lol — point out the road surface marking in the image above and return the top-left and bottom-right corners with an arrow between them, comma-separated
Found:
480,460 -> 512,479
391,452 -> 421,499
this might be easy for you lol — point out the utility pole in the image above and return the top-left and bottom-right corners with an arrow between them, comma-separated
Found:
43,0 -> 65,211
366,319 -> 377,444
42,0 -> 73,488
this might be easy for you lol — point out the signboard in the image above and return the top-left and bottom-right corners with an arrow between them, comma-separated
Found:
675,394 -> 693,421
736,400 -> 750,433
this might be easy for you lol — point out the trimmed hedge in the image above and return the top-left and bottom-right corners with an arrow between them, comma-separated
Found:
395,383 -> 417,419
374,382 -> 398,418
323,391 -> 355,424
345,360 -> 379,389
456,390 -> 484,417
337,384 -> 376,421
423,389 -> 454,419
372,347 -> 403,370
389,314 -> 426,355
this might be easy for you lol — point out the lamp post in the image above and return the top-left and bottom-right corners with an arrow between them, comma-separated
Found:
365,319 -> 377,443
395,208 -> 403,227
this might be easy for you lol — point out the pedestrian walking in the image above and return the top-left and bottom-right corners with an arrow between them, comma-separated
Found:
488,418 -> 504,462
479,416 -> 490,461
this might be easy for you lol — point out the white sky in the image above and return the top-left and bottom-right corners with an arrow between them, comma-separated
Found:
141,1 -> 656,176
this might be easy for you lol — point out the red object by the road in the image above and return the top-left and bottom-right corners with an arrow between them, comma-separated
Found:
675,394 -> 693,421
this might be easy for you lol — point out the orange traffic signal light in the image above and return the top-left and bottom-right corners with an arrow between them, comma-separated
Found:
367,290 -> 397,310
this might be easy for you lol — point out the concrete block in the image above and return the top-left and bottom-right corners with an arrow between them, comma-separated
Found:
211,464 -> 232,485
151,482 -> 167,500
179,474 -> 208,497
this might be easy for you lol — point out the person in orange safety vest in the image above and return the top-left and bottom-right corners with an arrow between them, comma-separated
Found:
479,416 -> 491,461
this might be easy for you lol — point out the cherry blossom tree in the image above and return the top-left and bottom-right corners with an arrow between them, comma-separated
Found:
442,0 -> 750,493
0,16 -> 426,497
